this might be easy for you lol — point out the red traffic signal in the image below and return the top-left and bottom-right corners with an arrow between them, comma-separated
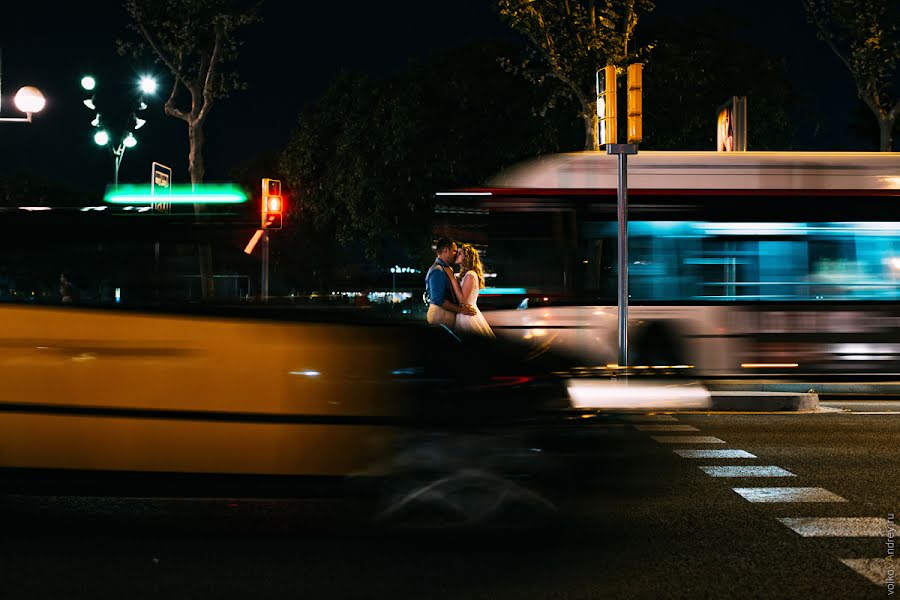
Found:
262,178 -> 282,230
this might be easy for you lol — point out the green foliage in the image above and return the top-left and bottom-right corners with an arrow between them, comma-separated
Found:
0,172 -> 95,208
278,44 -> 579,268
803,0 -> 900,150
639,11 -> 794,150
497,0 -> 654,148
118,0 -> 260,108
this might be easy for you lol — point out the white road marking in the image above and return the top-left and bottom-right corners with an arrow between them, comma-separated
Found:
732,487 -> 847,503
778,517 -> 893,537
839,558 -> 894,586
700,466 -> 795,477
620,415 -> 679,422
852,411 -> 900,415
674,449 -> 757,459
651,436 -> 725,444
634,424 -> 699,432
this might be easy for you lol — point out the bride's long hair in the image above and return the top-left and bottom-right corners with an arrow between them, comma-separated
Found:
459,244 -> 486,289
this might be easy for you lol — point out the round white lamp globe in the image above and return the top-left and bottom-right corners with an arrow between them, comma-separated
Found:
14,86 -> 46,114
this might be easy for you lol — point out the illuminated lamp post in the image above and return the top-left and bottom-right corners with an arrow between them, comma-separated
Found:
83,73 -> 157,187
0,49 -> 45,123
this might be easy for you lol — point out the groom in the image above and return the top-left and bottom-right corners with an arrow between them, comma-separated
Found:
425,238 -> 476,327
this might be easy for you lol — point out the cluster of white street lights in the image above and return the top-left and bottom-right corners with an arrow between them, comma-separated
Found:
81,73 -> 157,186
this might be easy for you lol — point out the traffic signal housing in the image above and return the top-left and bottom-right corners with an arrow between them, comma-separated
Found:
596,65 -> 618,146
627,63 -> 643,144
262,178 -> 283,230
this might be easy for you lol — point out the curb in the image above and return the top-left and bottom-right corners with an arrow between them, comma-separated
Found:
709,391 -> 819,411
705,381 -> 900,395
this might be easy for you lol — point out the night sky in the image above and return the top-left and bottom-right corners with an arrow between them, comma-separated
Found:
0,1 -> 865,199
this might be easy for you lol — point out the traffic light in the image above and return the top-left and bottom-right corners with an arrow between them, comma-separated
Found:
627,63 -> 643,144
596,65 -> 618,146
262,178 -> 283,230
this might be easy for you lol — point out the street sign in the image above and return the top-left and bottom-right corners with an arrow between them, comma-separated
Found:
151,162 -> 173,212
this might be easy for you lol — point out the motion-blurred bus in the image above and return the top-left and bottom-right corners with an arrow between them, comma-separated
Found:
434,151 -> 900,382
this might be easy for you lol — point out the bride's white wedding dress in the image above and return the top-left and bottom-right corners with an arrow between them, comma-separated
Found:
455,271 -> 495,339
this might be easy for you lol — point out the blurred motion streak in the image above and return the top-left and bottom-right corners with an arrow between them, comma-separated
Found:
566,380 -> 712,410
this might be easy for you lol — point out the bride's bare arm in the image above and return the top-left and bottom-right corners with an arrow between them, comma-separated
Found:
461,271 -> 476,303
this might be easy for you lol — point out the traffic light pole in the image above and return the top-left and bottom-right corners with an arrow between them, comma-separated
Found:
606,143 -> 638,368
261,231 -> 269,302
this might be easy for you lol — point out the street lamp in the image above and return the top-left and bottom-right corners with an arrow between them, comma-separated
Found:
94,130 -> 110,146
0,85 -> 45,123
0,49 -> 46,124
82,74 -> 158,187
139,75 -> 158,95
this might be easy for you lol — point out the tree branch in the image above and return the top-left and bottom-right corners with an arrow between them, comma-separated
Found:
135,14 -> 187,83
803,0 -> 857,76
164,74 -> 189,122
517,16 -> 590,110
197,22 -> 224,123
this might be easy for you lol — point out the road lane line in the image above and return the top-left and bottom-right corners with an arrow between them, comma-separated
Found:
852,411 -> 900,415
732,487 -> 847,503
778,517 -> 893,537
839,558 -> 894,586
633,424 -> 699,432
674,449 -> 757,459
651,436 -> 725,444
700,466 -> 795,477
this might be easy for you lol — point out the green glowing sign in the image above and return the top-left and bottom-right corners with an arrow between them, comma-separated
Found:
104,184 -> 247,204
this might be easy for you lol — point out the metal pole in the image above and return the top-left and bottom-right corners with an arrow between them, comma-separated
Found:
261,231 -> 269,302
114,149 -> 122,188
154,241 -> 160,301
617,152 -> 628,368
606,143 -> 638,368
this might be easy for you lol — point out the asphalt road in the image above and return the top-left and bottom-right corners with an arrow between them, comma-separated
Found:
0,401 -> 897,600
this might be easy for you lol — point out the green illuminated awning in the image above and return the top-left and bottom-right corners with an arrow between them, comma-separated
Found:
104,184 -> 247,204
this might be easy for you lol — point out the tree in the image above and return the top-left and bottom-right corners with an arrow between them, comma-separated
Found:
119,0 -> 260,298
279,44 -> 579,279
497,0 -> 654,150
639,11 -> 795,150
802,0 -> 900,151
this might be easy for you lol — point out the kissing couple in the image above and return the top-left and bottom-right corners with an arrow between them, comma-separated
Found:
425,238 -> 495,338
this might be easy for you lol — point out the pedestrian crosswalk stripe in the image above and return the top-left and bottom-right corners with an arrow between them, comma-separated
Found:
700,466 -> 795,477
779,517 -> 893,537
621,415 -> 679,422
732,487 -> 847,503
674,449 -> 757,459
839,558 -> 894,586
651,436 -> 725,444
634,424 -> 699,432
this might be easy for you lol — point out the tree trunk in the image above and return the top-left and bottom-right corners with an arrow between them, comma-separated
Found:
878,115 -> 895,152
189,122 -> 215,301
583,111 -> 599,151
189,122 -> 206,184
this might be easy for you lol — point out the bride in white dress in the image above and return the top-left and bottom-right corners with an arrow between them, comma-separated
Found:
442,244 -> 495,339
